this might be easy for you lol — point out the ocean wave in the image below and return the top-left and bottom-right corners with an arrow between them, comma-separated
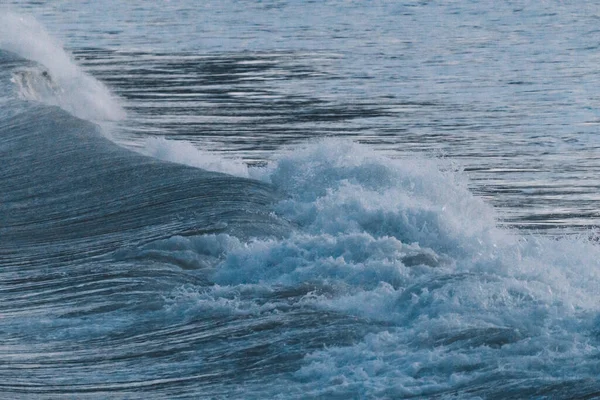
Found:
2,12 -> 600,399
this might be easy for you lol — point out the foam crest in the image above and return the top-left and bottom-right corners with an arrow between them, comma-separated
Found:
142,137 -> 250,178
254,138 -> 503,254
0,12 -> 125,121
140,140 -> 600,314
147,139 -> 600,395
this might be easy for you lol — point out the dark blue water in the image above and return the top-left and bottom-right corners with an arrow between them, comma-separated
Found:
2,3 -> 600,398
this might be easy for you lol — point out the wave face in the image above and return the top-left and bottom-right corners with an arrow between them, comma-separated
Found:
0,47 -> 288,397
2,8 -> 600,400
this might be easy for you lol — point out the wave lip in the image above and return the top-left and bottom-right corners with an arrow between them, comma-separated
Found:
0,12 -> 125,122
141,137 -> 251,178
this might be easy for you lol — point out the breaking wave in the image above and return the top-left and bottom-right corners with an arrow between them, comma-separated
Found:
2,11 -> 600,399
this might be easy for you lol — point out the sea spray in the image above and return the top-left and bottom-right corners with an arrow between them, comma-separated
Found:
0,12 -> 125,121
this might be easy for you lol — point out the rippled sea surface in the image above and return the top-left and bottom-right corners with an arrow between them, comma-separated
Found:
2,1 -> 600,399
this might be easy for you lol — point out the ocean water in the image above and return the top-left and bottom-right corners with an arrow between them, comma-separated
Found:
1,1 -> 600,398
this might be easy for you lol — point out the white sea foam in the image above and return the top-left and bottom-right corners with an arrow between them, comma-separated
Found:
149,138 -> 600,396
0,12 -> 125,121
141,137 -> 251,178
164,284 -> 283,319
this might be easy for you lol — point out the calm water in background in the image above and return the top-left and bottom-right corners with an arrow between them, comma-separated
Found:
2,1 -> 600,399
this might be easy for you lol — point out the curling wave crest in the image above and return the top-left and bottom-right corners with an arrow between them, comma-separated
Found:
0,12 -> 125,121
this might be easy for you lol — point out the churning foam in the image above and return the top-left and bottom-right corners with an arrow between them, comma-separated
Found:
0,12 -> 125,122
143,138 -> 600,396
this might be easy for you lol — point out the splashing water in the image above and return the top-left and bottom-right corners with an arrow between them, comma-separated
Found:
0,12 -> 125,121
